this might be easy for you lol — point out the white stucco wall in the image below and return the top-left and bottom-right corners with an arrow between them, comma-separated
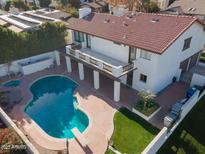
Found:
90,36 -> 129,63
190,73 -> 205,86
70,22 -> 205,93
133,22 -> 205,93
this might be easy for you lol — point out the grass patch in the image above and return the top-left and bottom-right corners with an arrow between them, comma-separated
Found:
109,108 -> 159,154
200,52 -> 205,63
157,96 -> 205,154
134,100 -> 160,116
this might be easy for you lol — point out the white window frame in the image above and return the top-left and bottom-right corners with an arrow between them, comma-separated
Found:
140,50 -> 151,60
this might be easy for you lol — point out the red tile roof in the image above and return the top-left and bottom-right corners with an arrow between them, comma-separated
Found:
67,12 -> 203,54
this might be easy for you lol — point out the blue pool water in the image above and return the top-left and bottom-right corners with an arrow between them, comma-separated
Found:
24,75 -> 89,139
2,80 -> 21,87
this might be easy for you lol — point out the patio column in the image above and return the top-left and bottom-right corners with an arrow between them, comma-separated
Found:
186,58 -> 191,72
78,63 -> 84,80
114,81 -> 120,102
93,70 -> 99,89
65,56 -> 72,72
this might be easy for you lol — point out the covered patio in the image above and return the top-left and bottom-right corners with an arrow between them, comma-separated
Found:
65,44 -> 137,102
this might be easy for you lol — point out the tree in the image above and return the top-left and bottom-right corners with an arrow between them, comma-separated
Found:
4,1 -> 11,11
69,0 -> 80,8
144,1 -> 160,13
13,0 -> 29,11
39,0 -> 51,7
61,0 -> 69,5
138,90 -> 156,109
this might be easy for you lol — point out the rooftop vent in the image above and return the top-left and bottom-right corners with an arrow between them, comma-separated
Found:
187,8 -> 196,12
151,18 -> 159,23
104,18 -> 110,23
123,35 -> 127,39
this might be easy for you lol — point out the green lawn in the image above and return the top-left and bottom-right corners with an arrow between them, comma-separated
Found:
108,108 -> 159,154
157,96 -> 205,154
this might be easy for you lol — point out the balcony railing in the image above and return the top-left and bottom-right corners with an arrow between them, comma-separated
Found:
66,45 -> 135,77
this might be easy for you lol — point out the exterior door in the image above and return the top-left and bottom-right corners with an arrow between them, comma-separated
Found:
126,47 -> 136,86
86,34 -> 91,48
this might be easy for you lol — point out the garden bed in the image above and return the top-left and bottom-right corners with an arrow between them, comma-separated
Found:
134,100 -> 160,117
0,120 -> 27,154
107,108 -> 159,154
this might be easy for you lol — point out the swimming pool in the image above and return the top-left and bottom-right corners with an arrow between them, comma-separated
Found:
2,80 -> 21,87
24,75 -> 89,139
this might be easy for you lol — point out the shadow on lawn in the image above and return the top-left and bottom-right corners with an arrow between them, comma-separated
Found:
118,107 -> 160,135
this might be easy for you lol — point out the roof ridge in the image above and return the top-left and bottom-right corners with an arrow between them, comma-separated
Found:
138,12 -> 197,19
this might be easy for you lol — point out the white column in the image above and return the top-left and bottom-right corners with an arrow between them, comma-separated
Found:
186,58 -> 191,72
55,51 -> 60,66
114,81 -> 120,102
65,56 -> 72,72
93,70 -> 99,89
78,63 -> 84,80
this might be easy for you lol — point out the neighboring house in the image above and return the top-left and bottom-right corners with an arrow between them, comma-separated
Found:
166,0 -> 205,19
65,10 -> 205,101
81,0 -> 109,13
0,9 -> 62,33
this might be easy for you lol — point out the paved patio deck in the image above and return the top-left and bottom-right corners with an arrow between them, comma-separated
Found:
0,58 -> 190,153
149,82 -> 189,128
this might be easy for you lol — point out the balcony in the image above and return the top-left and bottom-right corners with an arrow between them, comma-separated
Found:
66,44 -> 136,78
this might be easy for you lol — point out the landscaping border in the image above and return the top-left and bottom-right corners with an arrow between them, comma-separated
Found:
131,107 -> 161,121
0,107 -> 40,154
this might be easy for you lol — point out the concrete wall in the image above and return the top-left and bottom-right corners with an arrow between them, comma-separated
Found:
21,58 -> 54,75
191,73 -> 205,86
142,90 -> 204,154
0,51 -> 58,77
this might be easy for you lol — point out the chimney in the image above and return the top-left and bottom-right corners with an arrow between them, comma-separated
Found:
79,8 -> 92,19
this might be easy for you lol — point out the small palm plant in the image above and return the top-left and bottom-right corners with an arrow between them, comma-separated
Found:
138,90 -> 156,110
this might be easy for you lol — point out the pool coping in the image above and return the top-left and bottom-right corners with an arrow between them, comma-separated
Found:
19,74 -> 93,150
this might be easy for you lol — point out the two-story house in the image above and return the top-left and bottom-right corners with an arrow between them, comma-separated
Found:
65,10 -> 205,102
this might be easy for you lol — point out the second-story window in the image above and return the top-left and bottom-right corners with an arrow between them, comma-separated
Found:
183,37 -> 192,51
140,50 -> 151,60
74,31 -> 84,42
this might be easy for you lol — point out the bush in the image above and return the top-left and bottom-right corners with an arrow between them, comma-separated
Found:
68,7 -> 79,17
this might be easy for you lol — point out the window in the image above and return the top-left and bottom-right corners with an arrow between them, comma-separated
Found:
130,47 -> 137,61
140,50 -> 151,60
140,74 -> 147,83
74,31 -> 84,42
183,37 -> 192,51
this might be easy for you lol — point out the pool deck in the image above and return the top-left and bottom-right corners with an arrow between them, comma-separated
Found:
0,60 -> 188,153
2,64 -> 117,154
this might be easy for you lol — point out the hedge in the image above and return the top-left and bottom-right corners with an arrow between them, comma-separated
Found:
0,22 -> 67,64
